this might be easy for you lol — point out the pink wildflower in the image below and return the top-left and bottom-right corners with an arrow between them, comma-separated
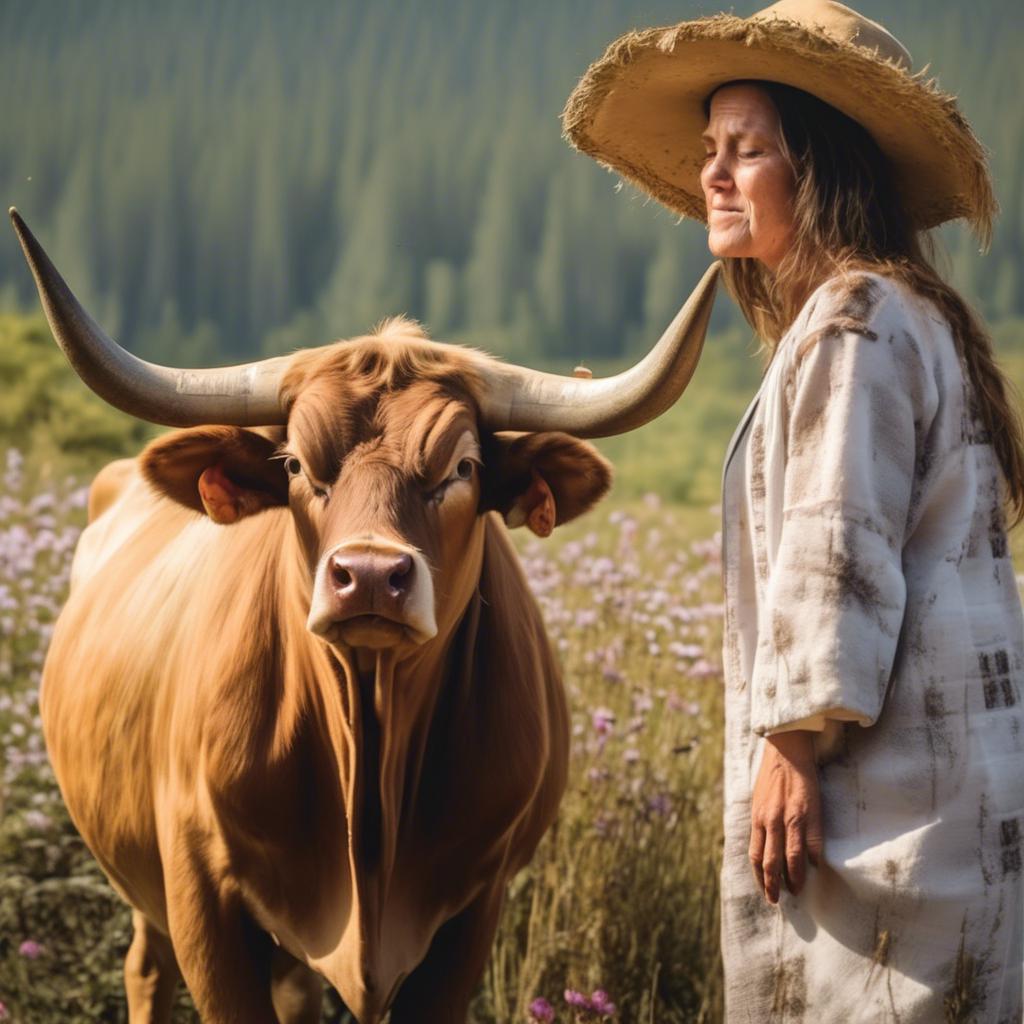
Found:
690,658 -> 721,678
591,707 -> 615,736
529,996 -> 555,1022
648,793 -> 672,816
19,939 -> 43,959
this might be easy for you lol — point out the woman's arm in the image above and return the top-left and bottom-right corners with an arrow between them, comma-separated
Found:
750,279 -> 938,734
746,278 -> 939,899
749,730 -> 823,903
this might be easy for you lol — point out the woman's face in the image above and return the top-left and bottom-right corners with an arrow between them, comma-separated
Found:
700,83 -> 797,271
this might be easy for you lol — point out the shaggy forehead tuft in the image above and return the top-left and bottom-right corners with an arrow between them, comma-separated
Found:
278,334 -> 487,481
282,331 -> 486,399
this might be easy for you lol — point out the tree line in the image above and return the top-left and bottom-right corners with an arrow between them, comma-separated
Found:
1,0 -> 1021,366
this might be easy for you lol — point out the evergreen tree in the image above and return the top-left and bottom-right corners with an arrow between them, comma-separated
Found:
0,0 -> 1020,365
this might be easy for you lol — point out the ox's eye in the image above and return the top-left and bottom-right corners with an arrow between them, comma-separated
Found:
283,456 -> 329,500
428,458 -> 476,505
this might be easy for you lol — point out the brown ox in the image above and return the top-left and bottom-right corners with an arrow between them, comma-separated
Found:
10,208 -> 719,1023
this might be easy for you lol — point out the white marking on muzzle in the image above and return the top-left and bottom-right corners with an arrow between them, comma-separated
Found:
306,537 -> 438,645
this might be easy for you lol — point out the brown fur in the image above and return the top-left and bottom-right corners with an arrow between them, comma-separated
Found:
43,332 -> 610,1023
87,457 -> 136,523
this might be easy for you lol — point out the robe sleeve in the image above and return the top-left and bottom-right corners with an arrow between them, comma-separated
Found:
765,709 -> 868,735
749,283 -> 933,736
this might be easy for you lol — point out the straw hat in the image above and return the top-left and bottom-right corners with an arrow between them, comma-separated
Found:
562,0 -> 996,243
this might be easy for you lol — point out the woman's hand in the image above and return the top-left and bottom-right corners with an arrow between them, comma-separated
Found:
749,730 -> 823,903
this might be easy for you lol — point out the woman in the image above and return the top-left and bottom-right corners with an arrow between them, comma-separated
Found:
564,1 -> 1024,1019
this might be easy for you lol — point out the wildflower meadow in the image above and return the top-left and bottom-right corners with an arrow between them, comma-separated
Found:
0,443 -> 727,1022
5,424 -> 1024,1024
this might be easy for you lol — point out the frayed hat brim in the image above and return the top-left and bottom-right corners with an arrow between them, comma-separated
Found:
562,13 -> 996,246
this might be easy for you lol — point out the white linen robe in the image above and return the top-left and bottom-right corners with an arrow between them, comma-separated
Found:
720,271 -> 1024,1022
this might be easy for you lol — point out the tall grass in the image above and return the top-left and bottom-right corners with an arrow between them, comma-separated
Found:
485,503 -> 725,1022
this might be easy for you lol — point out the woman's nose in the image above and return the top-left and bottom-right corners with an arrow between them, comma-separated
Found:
701,153 -> 731,191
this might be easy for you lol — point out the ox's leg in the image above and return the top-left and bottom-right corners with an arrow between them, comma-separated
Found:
270,946 -> 324,1024
164,852 -> 281,1024
124,910 -> 181,1024
389,886 -> 504,1023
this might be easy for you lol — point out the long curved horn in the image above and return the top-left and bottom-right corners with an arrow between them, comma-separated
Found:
9,208 -> 288,427
478,260 -> 721,438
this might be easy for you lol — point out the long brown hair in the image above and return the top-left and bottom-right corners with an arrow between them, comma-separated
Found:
711,81 -> 1024,525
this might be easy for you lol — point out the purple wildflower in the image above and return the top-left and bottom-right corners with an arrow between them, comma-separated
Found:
648,793 -> 672,816
667,693 -> 701,716
690,658 -> 721,679
589,990 -> 617,1017
632,692 -> 654,714
19,939 -> 43,959
562,988 -> 617,1019
601,665 -> 624,685
591,707 -> 615,736
528,996 -> 556,1022
667,641 -> 703,659
23,809 -> 51,831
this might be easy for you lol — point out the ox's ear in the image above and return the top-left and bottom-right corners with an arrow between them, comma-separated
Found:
482,431 -> 612,537
140,426 -> 289,525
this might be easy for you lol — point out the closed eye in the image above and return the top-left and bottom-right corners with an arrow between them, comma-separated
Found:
427,457 -> 479,504
280,454 -> 330,500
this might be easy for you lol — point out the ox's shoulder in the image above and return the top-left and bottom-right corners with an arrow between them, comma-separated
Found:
87,457 -> 138,524
74,464 -> 159,589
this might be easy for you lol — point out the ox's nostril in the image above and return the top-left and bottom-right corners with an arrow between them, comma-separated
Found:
329,550 -> 413,599
329,556 -> 354,590
388,553 -> 413,594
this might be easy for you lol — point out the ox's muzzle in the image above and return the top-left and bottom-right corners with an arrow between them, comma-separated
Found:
307,538 -> 437,649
